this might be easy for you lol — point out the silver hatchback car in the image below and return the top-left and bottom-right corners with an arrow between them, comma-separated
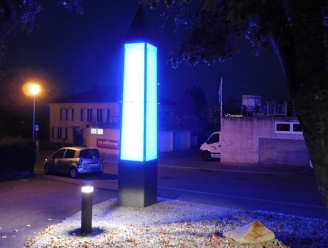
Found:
44,147 -> 104,178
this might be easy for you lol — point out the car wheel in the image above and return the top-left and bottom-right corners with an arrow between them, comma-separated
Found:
44,164 -> 52,175
202,151 -> 212,161
70,168 -> 79,179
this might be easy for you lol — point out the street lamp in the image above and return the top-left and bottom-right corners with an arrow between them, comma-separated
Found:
28,83 -> 41,141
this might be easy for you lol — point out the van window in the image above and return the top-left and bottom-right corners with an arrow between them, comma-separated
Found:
208,133 -> 220,144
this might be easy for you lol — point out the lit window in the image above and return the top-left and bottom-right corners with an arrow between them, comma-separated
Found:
90,128 -> 103,135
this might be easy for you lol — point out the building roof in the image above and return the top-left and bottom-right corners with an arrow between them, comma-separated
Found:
50,85 -> 177,106
50,85 -> 122,103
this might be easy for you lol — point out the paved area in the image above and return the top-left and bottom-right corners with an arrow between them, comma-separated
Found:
0,148 -> 317,248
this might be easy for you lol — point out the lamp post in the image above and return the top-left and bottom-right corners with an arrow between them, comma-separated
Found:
81,181 -> 94,234
28,84 -> 41,141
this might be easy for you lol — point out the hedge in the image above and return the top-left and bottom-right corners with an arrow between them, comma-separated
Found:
0,137 -> 36,178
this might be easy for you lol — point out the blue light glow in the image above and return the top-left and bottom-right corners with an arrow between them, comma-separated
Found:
146,43 -> 157,161
120,42 -> 158,162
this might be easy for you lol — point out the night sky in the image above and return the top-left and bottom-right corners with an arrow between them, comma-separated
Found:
0,0 -> 290,111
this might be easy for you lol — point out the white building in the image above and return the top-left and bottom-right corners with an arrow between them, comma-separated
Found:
48,86 -> 191,154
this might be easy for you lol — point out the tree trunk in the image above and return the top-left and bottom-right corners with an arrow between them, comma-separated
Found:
295,93 -> 328,211
273,2 -> 328,211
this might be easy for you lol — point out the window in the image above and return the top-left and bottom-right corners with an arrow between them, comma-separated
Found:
97,109 -> 103,122
276,123 -> 290,132
81,109 -> 85,121
87,109 -> 93,122
106,109 -> 111,123
52,149 -> 65,159
80,149 -> 101,158
275,122 -> 302,134
293,123 -> 302,132
207,133 -> 220,144
64,149 -> 76,158
90,128 -> 103,135
60,108 -> 74,121
52,127 -> 68,139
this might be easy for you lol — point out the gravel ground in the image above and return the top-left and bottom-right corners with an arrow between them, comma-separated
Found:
27,198 -> 328,248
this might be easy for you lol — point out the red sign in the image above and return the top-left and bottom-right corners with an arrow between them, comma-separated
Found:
97,139 -> 119,150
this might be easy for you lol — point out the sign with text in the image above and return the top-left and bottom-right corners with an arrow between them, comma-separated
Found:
97,139 -> 119,150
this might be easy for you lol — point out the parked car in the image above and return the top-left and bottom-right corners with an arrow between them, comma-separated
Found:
44,147 -> 104,178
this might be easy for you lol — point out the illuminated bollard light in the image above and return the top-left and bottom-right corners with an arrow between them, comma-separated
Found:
81,181 -> 94,234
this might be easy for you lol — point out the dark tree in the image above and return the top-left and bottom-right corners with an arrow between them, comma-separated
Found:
176,86 -> 207,128
0,0 -> 83,67
143,0 -> 328,211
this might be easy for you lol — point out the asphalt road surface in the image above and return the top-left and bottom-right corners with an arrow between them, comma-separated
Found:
0,149 -> 327,248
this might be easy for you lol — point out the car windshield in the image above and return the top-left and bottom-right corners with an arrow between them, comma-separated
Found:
79,149 -> 100,158
207,133 -> 220,144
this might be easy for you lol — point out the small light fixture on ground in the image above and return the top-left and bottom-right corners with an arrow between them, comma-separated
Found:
81,181 -> 94,234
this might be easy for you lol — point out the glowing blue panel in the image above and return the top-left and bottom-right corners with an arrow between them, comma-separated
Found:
121,43 -> 145,161
120,42 -> 158,162
146,43 -> 157,160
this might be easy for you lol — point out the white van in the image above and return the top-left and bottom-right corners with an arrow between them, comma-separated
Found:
200,132 -> 221,160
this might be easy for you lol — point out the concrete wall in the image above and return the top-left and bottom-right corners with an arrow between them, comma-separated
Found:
221,116 -> 309,166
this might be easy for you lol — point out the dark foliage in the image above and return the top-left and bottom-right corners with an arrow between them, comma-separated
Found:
0,137 -> 36,178
143,0 -> 328,212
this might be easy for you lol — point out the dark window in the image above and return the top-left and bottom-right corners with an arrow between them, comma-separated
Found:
207,133 -> 220,144
64,149 -> 76,158
97,109 -> 103,122
293,123 -> 302,132
87,109 -> 93,122
106,109 -> 111,123
79,149 -> 100,158
81,109 -> 84,121
58,128 -> 62,138
276,124 -> 290,132
52,149 -> 65,158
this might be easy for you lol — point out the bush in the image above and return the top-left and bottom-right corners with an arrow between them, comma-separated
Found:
0,137 -> 36,178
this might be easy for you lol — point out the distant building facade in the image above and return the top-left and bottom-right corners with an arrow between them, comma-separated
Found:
48,86 -> 192,153
220,116 -> 309,166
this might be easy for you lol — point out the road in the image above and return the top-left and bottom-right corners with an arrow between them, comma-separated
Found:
0,149 -> 327,247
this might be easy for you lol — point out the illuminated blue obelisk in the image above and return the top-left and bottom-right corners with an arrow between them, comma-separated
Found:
118,7 -> 158,207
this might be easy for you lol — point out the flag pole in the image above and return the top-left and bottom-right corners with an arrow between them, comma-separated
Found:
219,77 -> 223,131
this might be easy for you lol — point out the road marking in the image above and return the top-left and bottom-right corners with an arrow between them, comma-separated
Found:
159,186 -> 325,209
159,164 -> 311,175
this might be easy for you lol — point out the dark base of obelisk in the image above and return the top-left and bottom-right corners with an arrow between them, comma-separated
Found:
118,159 -> 158,207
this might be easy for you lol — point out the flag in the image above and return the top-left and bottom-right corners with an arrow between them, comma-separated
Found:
218,77 -> 222,106
219,77 -> 223,131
